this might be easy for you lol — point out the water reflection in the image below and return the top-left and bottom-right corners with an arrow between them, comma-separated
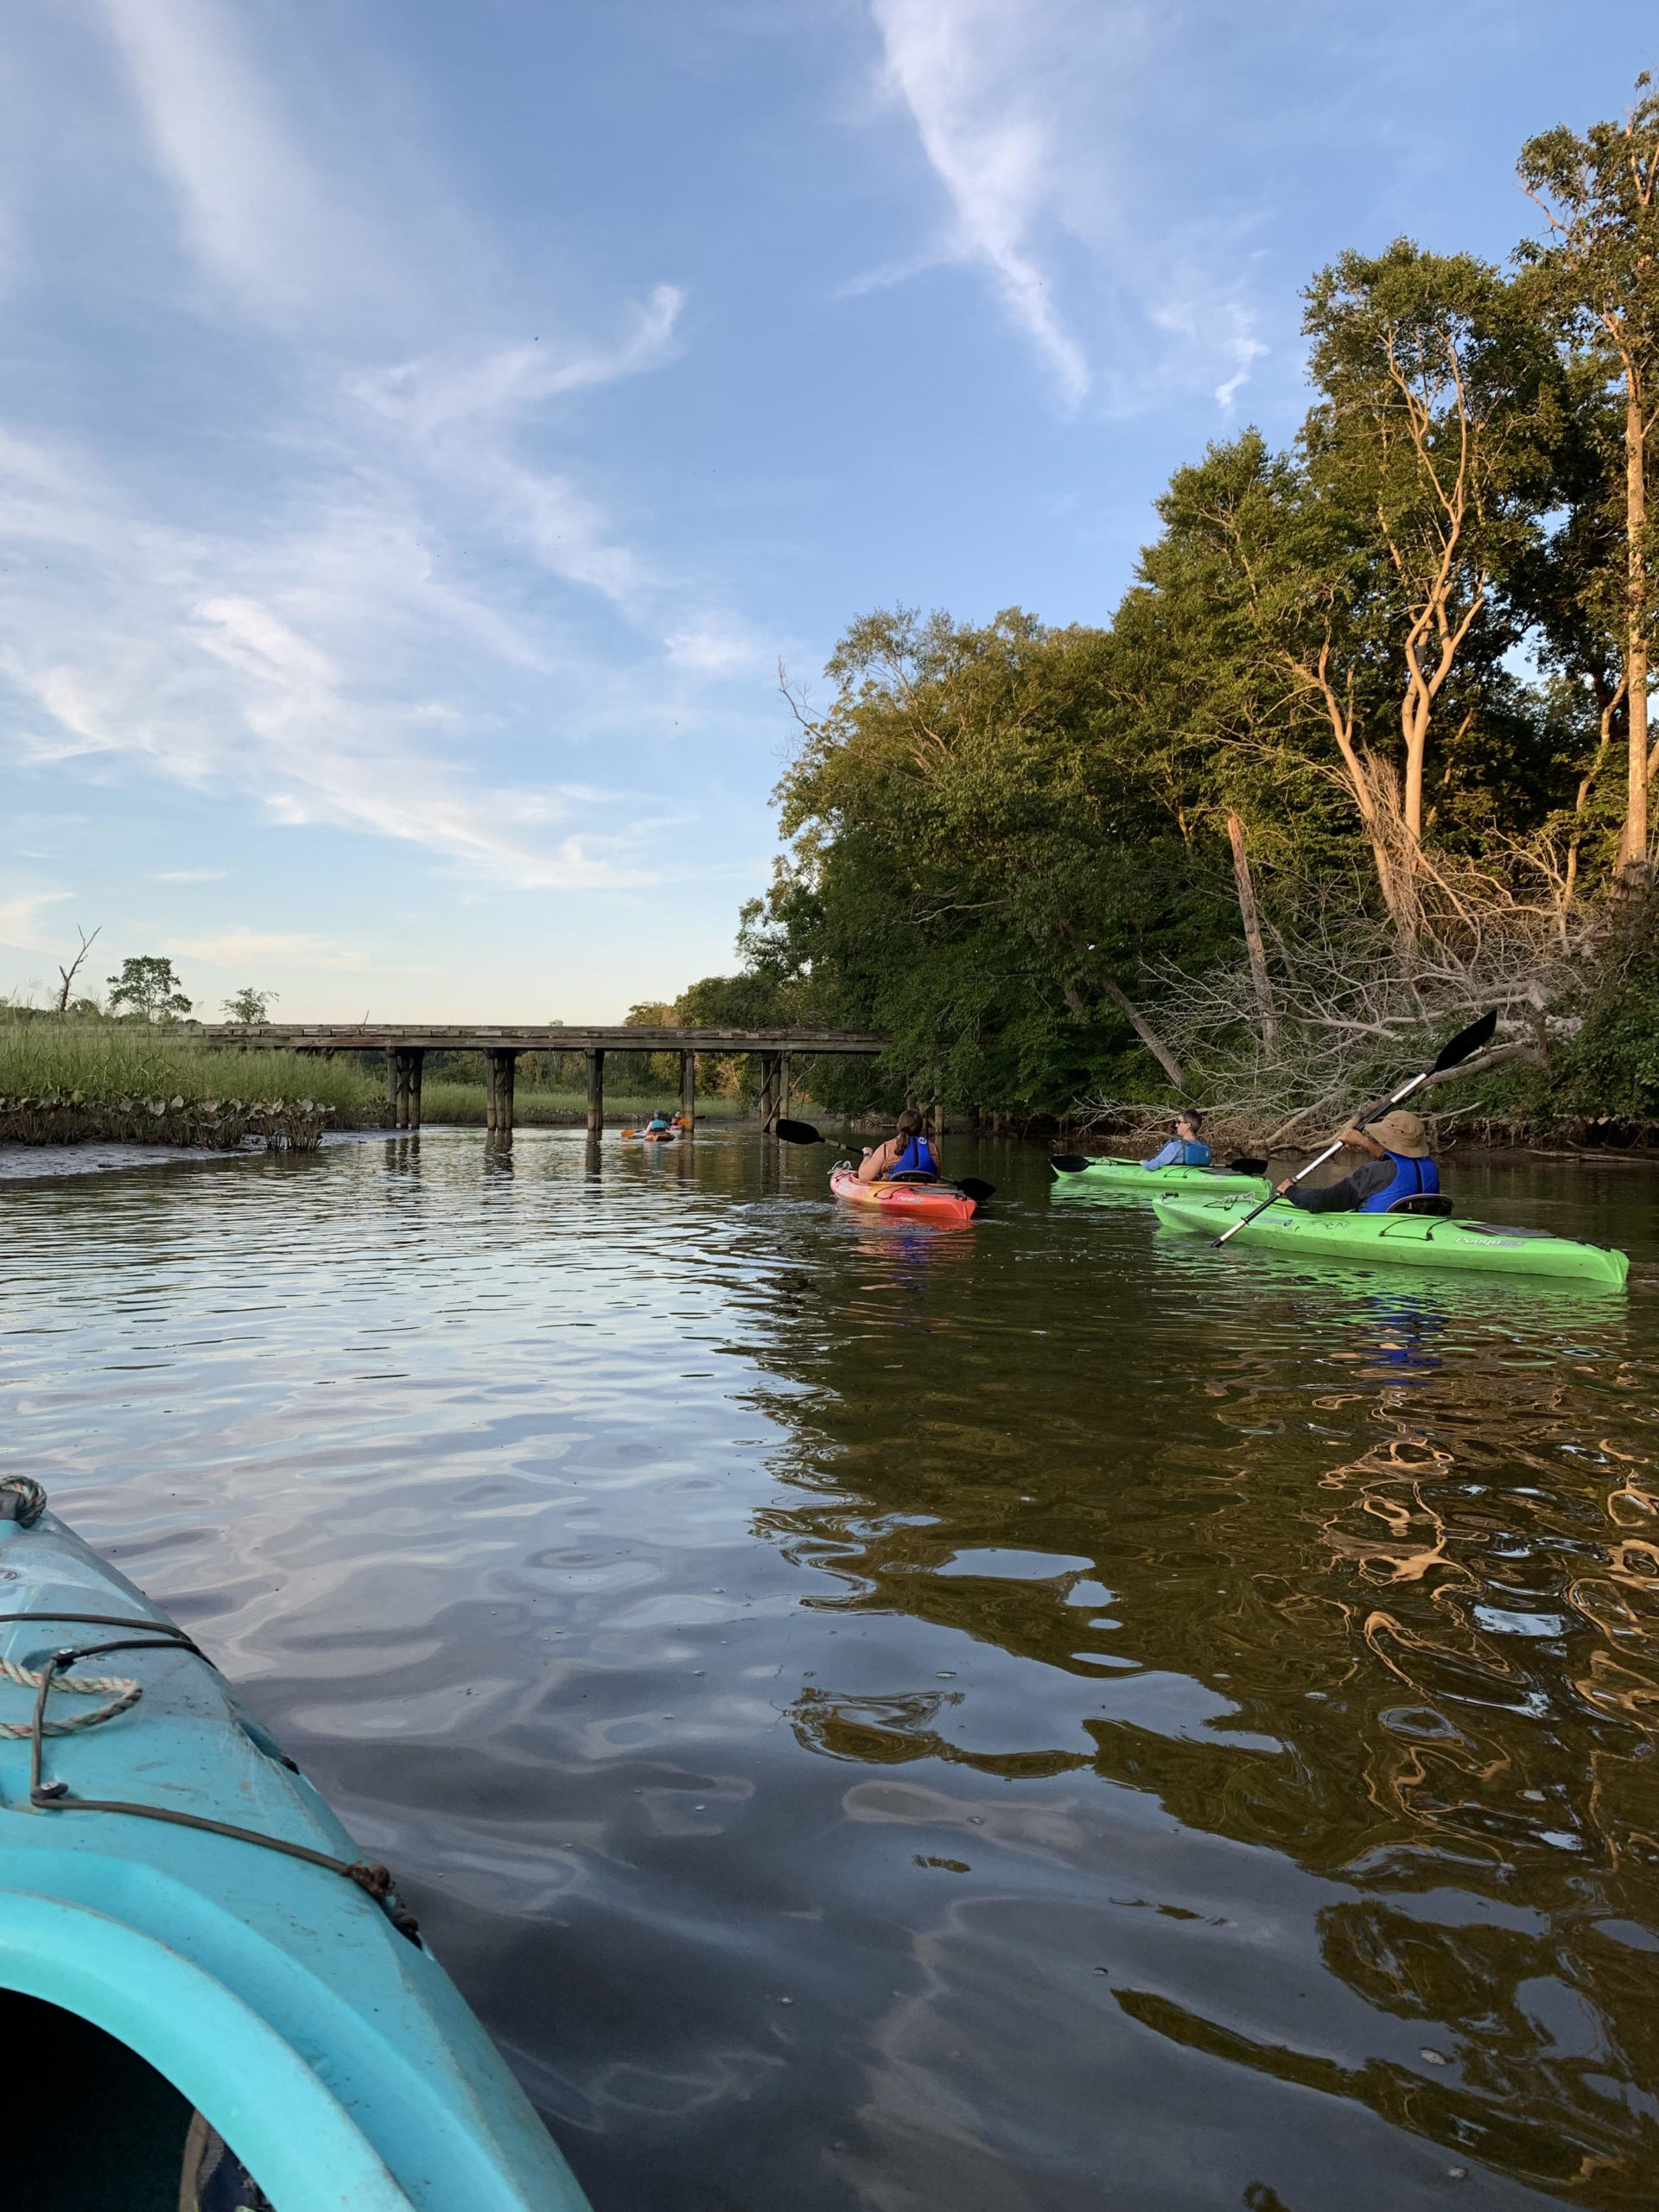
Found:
0,1132 -> 1655,2209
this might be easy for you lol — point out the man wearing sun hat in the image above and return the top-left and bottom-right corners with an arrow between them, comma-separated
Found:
1274,1109 -> 1440,1213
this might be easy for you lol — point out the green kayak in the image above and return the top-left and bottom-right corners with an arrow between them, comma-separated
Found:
1051,1155 -> 1267,1198
1153,1191 -> 1630,1289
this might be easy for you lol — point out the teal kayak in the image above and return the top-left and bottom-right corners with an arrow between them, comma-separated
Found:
1050,1155 -> 1267,1198
0,1481 -> 594,2212
1153,1192 -> 1630,1289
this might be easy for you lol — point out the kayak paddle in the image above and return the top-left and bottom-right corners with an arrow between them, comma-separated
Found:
1212,1009 -> 1497,1248
775,1118 -> 825,1144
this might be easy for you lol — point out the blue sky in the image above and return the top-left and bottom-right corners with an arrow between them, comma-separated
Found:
2,0 -> 1652,1020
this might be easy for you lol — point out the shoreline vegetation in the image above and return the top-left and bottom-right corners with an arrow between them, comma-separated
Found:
0,1015 -> 752,1151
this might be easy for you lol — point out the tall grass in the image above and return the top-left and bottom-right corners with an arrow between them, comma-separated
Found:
0,1018 -> 753,1128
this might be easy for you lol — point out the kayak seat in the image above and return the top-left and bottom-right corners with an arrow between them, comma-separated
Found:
887,1171 -> 941,1185
1385,1194 -> 1454,1217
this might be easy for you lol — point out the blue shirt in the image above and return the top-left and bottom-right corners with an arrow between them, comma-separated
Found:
1142,1137 -> 1211,1168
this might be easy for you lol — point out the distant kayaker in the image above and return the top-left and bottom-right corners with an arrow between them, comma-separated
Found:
1275,1110 -> 1440,1212
1141,1110 -> 1211,1170
860,1108 -> 940,1184
645,1109 -> 672,1136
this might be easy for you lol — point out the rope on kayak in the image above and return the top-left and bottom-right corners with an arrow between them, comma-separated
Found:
0,1652 -> 141,1737
0,1599 -> 423,1946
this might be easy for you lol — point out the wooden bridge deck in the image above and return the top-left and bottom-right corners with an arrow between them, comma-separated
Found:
195,1024 -> 887,1137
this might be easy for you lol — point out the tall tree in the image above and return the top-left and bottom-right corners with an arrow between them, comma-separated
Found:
1519,79 -> 1659,878
1300,242 -> 1560,949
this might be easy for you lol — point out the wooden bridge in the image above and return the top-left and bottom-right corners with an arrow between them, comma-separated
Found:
198,1024 -> 887,1135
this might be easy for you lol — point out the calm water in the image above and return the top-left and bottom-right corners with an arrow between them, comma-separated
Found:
3,1130 -> 1657,2211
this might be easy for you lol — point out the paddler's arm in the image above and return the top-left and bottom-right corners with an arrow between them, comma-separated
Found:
857,1140 -> 899,1184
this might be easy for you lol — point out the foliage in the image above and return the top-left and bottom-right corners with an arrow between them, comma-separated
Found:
223,988 -> 277,1023
107,956 -> 192,1022
685,87 -> 1659,1131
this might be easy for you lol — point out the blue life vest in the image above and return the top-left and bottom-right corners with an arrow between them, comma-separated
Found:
887,1135 -> 938,1179
1358,1150 -> 1440,1213
1179,1139 -> 1211,1166
1141,1138 -> 1211,1169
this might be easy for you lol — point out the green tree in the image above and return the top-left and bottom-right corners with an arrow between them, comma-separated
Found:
1298,241 -> 1563,946
107,956 -> 192,1022
222,988 -> 276,1023
1519,79 -> 1659,876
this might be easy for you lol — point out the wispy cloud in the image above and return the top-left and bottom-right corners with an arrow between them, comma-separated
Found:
152,868 -> 229,882
0,3 -> 769,898
0,890 -> 72,950
163,929 -> 359,969
864,0 -> 1271,418
869,0 -> 1090,406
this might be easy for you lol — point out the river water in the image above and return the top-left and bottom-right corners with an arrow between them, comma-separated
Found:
3,1130 -> 1656,2210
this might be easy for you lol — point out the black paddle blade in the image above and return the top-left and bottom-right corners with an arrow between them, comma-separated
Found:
1224,1156 -> 1268,1174
1049,1155 -> 1090,1174
957,1178 -> 995,1205
1430,1008 -> 1497,1073
774,1118 -> 823,1145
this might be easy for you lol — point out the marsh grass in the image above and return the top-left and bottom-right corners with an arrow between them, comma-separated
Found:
0,1020 -> 753,1135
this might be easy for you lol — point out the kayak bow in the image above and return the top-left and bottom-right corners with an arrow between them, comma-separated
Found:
1153,1192 -> 1629,1288
0,1484 -> 593,2212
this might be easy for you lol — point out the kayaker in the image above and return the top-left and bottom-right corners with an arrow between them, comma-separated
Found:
1141,1110 -> 1211,1170
1275,1110 -> 1440,1212
645,1109 -> 672,1136
859,1108 -> 940,1184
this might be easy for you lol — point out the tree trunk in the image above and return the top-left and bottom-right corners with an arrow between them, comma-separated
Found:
1101,980 -> 1185,1090
1226,815 -> 1278,1053
1619,381 -> 1650,879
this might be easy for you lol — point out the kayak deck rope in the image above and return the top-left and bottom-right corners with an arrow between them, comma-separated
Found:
0,1481 -> 424,1946
3,1622 -> 422,1945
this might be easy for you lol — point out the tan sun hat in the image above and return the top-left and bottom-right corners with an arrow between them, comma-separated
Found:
1369,1109 -> 1432,1157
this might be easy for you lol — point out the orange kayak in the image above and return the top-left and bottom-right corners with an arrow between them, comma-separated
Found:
830,1166 -> 979,1227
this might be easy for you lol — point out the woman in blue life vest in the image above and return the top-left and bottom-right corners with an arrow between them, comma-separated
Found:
1274,1109 -> 1440,1212
1141,1109 -> 1211,1171
858,1107 -> 940,1185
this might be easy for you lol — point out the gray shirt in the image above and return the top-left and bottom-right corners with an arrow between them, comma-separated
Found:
1287,1157 -> 1396,1212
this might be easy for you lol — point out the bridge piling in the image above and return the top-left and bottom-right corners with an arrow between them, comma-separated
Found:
678,1050 -> 695,1128
585,1049 -> 605,1138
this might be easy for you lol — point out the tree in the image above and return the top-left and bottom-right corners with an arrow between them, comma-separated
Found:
1519,79 -> 1659,877
107,956 -> 192,1021
55,925 -> 100,1013
1299,242 -> 1561,949
222,988 -> 276,1023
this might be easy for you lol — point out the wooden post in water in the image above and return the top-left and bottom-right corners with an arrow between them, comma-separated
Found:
393,1052 -> 410,1129
679,1049 -> 695,1128
409,1050 -> 424,1132
759,1052 -> 779,1135
499,1052 -> 516,1139
485,1053 -> 498,1135
779,1052 -> 791,1130
586,1048 -> 605,1138
385,1048 -> 397,1125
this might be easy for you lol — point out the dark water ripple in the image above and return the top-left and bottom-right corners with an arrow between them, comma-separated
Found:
3,1131 -> 1657,2210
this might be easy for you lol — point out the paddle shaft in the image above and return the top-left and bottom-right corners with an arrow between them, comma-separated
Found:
1212,1067 -> 1433,1248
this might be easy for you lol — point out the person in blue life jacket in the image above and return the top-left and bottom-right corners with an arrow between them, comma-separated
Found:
1141,1109 -> 1211,1170
645,1109 -> 672,1135
1274,1109 -> 1440,1212
859,1106 -> 940,1184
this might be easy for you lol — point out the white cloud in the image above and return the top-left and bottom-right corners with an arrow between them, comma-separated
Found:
151,868 -> 228,882
865,0 -> 1271,418
0,890 -> 71,950
870,0 -> 1090,407
163,930 -> 358,969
